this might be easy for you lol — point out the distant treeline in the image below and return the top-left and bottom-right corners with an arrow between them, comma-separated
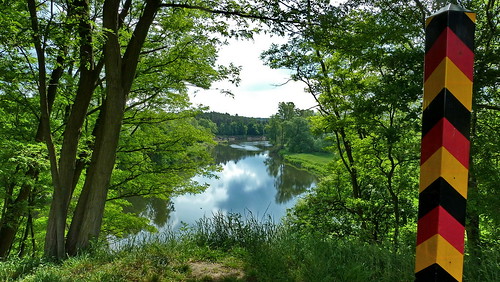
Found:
197,112 -> 268,136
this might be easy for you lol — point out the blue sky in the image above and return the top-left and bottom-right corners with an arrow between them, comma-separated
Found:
188,33 -> 317,118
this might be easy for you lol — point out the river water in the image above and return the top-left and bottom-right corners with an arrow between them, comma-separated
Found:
120,141 -> 317,241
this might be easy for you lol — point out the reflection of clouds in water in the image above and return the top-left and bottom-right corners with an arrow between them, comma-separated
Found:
229,141 -> 272,152
114,141 -> 316,247
170,152 -> 293,229
171,180 -> 227,229
224,163 -> 261,192
219,175 -> 276,217
229,144 -> 261,151
176,181 -> 229,206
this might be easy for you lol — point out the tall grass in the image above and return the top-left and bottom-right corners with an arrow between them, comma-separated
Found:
188,212 -> 499,282
192,211 -> 280,250
463,247 -> 500,282
187,211 -> 415,281
2,212 -> 498,281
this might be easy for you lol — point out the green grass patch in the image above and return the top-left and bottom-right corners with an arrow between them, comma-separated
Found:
282,152 -> 334,176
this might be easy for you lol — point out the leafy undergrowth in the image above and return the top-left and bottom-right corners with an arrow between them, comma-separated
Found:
1,212 -> 498,281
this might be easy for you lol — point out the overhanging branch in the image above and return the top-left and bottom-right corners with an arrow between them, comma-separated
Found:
160,3 -> 304,25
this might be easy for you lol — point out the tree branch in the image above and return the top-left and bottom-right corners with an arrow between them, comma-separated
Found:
477,104 -> 500,111
413,0 -> 430,30
160,3 -> 303,25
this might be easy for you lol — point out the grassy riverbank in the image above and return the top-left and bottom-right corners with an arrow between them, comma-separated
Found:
0,213 -> 413,281
281,151 -> 334,177
1,212 -> 498,281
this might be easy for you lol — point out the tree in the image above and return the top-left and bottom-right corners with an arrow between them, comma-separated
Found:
264,0 -> 500,253
283,117 -> 315,153
465,0 -> 500,253
263,0 -> 424,247
0,0 -> 50,259
1,0 -> 252,259
266,102 -> 319,153
1,0 -> 315,259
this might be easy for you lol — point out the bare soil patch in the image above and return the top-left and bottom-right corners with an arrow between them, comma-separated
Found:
188,261 -> 245,281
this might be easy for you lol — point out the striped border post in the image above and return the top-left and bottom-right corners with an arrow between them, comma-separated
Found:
415,3 -> 475,282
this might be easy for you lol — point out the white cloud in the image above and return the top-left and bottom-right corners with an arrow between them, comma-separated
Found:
189,33 -> 317,118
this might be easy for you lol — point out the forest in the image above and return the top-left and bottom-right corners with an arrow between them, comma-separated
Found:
197,112 -> 268,136
0,0 -> 498,281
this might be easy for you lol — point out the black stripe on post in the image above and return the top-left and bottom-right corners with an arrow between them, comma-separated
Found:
418,177 -> 467,226
422,89 -> 471,139
425,11 -> 475,52
416,263 -> 459,282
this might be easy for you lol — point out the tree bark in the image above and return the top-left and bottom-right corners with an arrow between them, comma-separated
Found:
66,0 -> 160,255
44,0 -> 102,259
27,0 -> 65,259
35,54 -> 66,142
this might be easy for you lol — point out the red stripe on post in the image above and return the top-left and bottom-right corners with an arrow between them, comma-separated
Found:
424,27 -> 474,81
420,118 -> 470,168
416,206 -> 465,253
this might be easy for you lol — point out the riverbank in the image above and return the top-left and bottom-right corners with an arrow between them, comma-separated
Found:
280,151 -> 333,177
214,135 -> 267,142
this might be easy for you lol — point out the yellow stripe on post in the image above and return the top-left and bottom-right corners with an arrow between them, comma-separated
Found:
425,16 -> 435,27
415,234 -> 464,281
423,58 -> 473,111
464,12 -> 476,23
419,147 -> 469,199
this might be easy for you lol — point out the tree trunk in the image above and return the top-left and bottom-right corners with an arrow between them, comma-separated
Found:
0,182 -> 31,259
388,184 -> 400,251
466,110 -> 481,258
65,0 -> 160,255
17,191 -> 35,258
35,54 -> 65,142
44,0 -> 99,258
27,0 -> 66,259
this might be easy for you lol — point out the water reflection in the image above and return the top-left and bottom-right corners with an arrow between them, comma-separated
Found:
125,141 -> 316,233
124,197 -> 174,228
265,154 -> 316,204
214,141 -> 271,165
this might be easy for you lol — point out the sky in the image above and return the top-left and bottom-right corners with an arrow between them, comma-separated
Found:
188,33 -> 318,118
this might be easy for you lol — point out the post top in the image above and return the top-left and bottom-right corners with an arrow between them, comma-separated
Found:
431,3 -> 473,17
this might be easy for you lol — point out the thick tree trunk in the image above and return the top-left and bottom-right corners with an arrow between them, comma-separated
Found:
43,0 -> 107,259
65,0 -> 160,255
28,0 -> 65,259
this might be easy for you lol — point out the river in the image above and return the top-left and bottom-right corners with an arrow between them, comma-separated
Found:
119,141 -> 317,242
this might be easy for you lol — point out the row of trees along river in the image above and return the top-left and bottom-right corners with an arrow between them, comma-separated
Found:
0,1 -> 497,277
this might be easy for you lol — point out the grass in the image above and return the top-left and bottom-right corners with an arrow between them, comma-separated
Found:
1,233 -> 246,281
281,151 -> 334,176
1,212 -> 498,281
